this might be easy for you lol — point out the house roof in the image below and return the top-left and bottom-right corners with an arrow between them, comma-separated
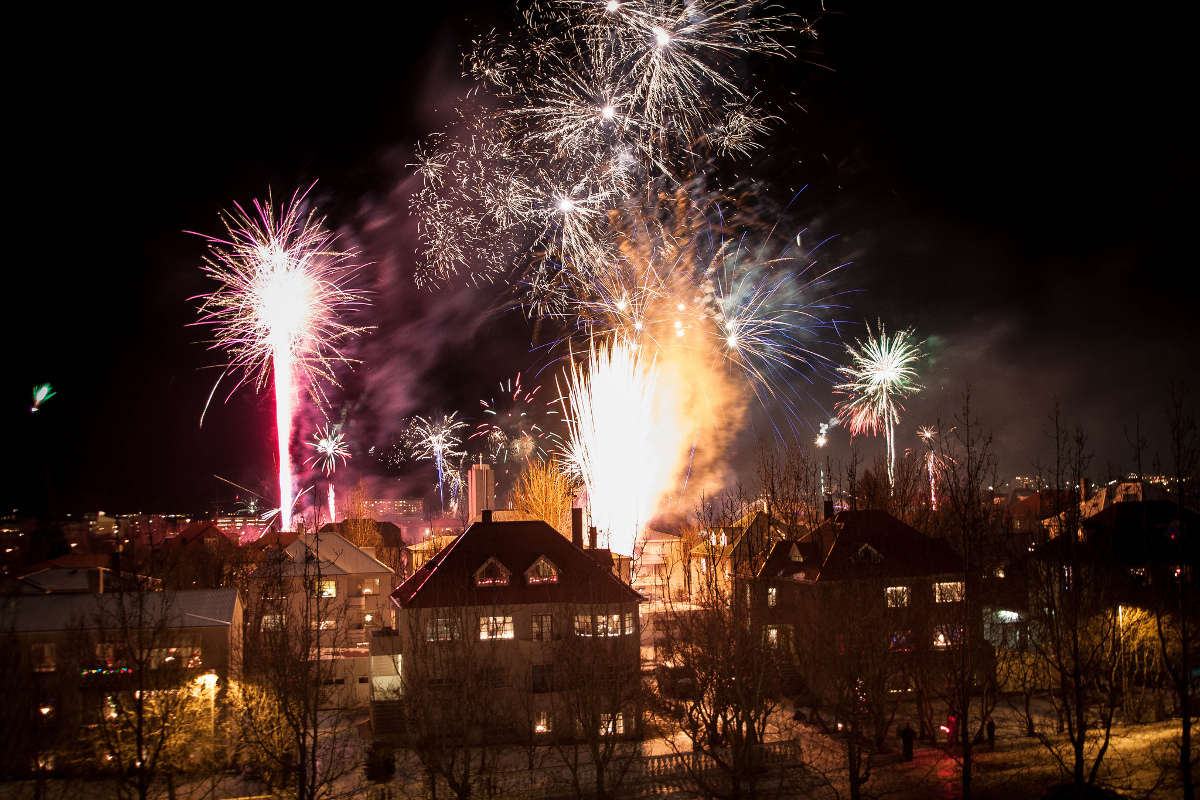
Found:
0,587 -> 241,633
251,531 -> 394,579
804,510 -> 963,582
758,540 -> 824,581
1080,500 -> 1199,565
17,553 -> 113,577
1009,490 -> 1076,521
318,520 -> 405,549
391,520 -> 643,609
177,521 -> 231,548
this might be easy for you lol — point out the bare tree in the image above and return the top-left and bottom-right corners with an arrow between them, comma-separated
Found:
509,458 -> 577,536
341,480 -> 381,549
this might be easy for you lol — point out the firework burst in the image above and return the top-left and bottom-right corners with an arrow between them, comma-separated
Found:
309,424 -> 351,522
469,374 -> 564,471
409,413 -> 468,514
31,383 -> 56,413
194,188 -> 367,531
834,322 -> 923,488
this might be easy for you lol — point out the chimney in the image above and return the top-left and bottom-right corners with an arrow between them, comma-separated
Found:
823,497 -> 835,521
572,508 -> 583,548
589,526 -> 598,549
482,509 -> 493,523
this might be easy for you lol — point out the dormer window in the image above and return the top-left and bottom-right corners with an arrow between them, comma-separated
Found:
525,556 -> 559,585
474,557 -> 510,587
789,544 -> 803,562
856,544 -> 883,564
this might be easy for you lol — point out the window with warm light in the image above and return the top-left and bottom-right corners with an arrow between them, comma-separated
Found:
767,587 -> 777,607
598,614 -> 622,637
623,611 -> 635,635
600,713 -> 625,736
311,579 -> 337,598
475,557 -> 510,587
31,643 -> 55,673
574,614 -> 594,637
525,556 -> 559,585
261,614 -> 284,631
765,626 -> 780,648
534,711 -> 551,733
479,615 -> 515,640
426,617 -> 458,641
934,581 -> 965,603
886,586 -> 910,607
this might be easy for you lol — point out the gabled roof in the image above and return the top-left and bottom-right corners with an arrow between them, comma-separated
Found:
391,520 -> 643,609
0,588 -> 241,633
804,510 -> 962,582
1009,490 -> 1077,521
177,521 -> 231,548
758,540 -> 823,581
251,531 -> 393,579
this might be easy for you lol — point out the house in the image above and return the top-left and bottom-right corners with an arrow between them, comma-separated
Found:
758,510 -> 971,696
689,509 -> 804,601
375,514 -> 644,743
246,531 -> 396,708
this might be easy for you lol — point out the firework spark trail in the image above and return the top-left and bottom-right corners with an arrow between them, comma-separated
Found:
834,322 -> 924,488
194,188 -> 367,531
560,338 -> 681,556
31,383 -> 56,413
410,413 -> 468,514
309,424 -> 351,522
469,374 -> 564,470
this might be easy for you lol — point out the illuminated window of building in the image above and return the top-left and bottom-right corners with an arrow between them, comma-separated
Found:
600,713 -> 625,736
765,626 -> 780,648
534,710 -> 551,734
261,614 -> 284,631
886,586 -> 910,607
356,577 -> 381,595
479,615 -> 514,640
700,557 -> 707,574
623,611 -> 635,635
310,619 -> 337,631
426,617 -> 458,641
311,579 -> 337,598
31,643 -> 56,673
933,626 -> 963,648
597,613 -> 621,637
474,557 -> 511,587
720,532 -> 728,547
891,630 -> 912,651
532,614 -> 552,641
525,556 -> 559,585
767,587 -> 777,607
934,581 -> 965,603
574,614 -> 594,637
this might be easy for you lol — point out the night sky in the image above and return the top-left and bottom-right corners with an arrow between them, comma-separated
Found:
8,2 -> 1196,517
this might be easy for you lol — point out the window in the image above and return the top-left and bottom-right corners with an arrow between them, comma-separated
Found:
362,612 -> 376,627
310,619 -> 337,631
534,711 -> 551,734
890,630 -> 912,651
486,668 -> 510,688
427,617 -> 459,641
311,579 -> 337,598
479,615 -> 514,640
886,586 -> 910,608
474,557 -> 510,587
600,713 -> 625,736
767,587 -> 777,607
934,626 -> 964,648
261,614 -> 285,631
934,581 -> 965,603
532,614 -> 552,641
765,626 -> 780,649
598,614 -> 622,637
623,612 -> 635,635
525,556 -> 559,585
31,643 -> 56,673
574,614 -> 594,637
355,577 -> 381,596
856,544 -> 883,563
95,643 -> 125,669
532,664 -> 554,693
700,557 -> 707,574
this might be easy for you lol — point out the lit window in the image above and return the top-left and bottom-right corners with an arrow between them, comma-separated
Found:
886,586 -> 910,607
767,587 -> 777,607
525,556 -> 559,585
934,626 -> 963,648
356,577 -> 380,595
475,557 -> 510,587
311,579 -> 337,598
310,619 -> 337,631
891,631 -> 912,651
426,617 -> 458,641
934,582 -> 964,603
600,713 -> 625,736
720,533 -> 728,546
31,643 -> 56,673
534,711 -> 551,734
261,614 -> 284,631
765,626 -> 780,648
597,614 -> 622,637
532,614 -> 552,641
623,611 -> 634,635
480,616 -> 515,640
574,614 -> 594,637
700,557 -> 707,574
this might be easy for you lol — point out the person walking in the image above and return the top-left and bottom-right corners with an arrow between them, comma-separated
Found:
900,722 -> 915,761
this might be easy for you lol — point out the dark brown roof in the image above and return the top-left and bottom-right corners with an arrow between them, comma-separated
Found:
758,540 -> 824,580
177,521 -> 231,548
391,520 -> 643,609
806,510 -> 963,581
1009,490 -> 1076,521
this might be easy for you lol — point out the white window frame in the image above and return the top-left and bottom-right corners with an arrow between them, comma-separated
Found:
600,713 -> 625,736
479,615 -> 515,640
